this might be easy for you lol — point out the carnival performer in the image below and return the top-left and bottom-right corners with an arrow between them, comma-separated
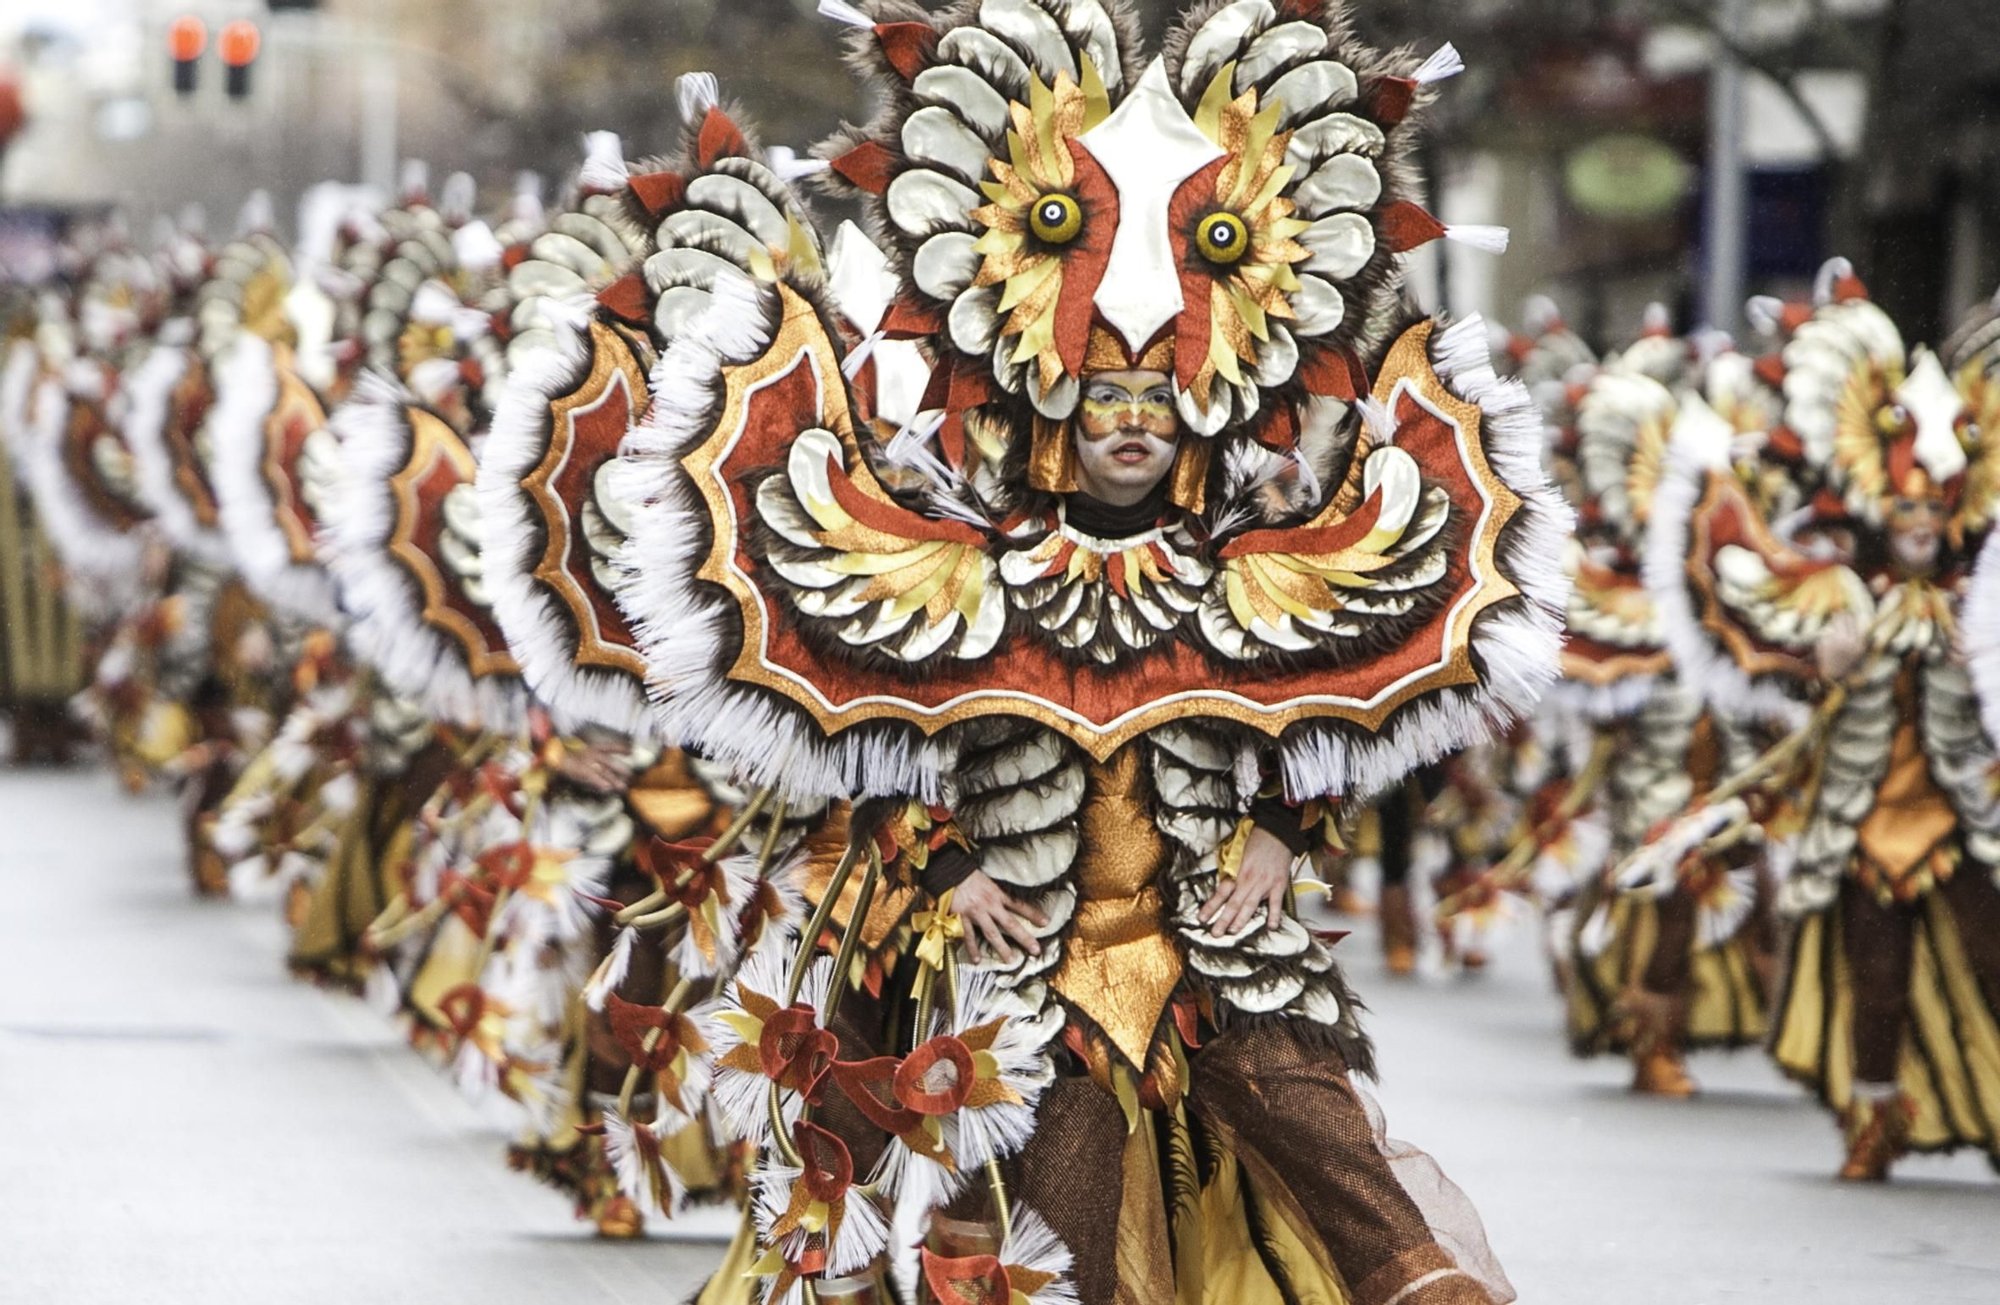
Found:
580,2 -> 1571,1300
476,131 -> 834,1234
0,283 -> 86,763
1649,264 -> 2000,1181
1564,320 -> 1777,1095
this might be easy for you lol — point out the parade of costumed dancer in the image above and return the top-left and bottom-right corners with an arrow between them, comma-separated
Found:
1647,260 -> 2000,1181
296,153 -> 768,1231
18,228 -> 196,797
0,283 -> 88,763
121,197 -> 307,897
1418,299 -> 1607,992
313,165 -> 551,1039
1526,313 -> 1778,1098
474,127 -> 836,1234
590,0 -> 1569,1299
202,183 -> 419,943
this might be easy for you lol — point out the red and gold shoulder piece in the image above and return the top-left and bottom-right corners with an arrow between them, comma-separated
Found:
209,337 -> 342,625
1644,386 -> 1872,729
322,377 -> 525,731
616,297 -> 1569,800
479,315 -> 657,738
20,359 -> 153,585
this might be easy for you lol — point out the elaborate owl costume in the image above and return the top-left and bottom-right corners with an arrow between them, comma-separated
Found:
1535,315 -> 1777,1097
474,2 -> 1572,1301
0,277 -> 87,762
1651,263 -> 2000,1180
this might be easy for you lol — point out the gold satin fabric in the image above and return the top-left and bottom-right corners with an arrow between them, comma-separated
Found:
1050,746 -> 1184,1068
1855,672 -> 1957,896
624,752 -> 724,840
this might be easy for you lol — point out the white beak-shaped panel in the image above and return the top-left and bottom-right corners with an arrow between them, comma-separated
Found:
1897,349 -> 1969,483
1078,59 -> 1224,356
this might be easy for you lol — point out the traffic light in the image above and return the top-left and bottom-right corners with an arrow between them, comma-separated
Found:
219,20 -> 260,100
168,15 -> 207,97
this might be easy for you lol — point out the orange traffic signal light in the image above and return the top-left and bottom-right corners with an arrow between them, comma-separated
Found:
219,20 -> 260,99
168,14 -> 207,96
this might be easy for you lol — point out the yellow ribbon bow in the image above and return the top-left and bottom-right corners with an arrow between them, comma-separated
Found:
912,888 -> 965,970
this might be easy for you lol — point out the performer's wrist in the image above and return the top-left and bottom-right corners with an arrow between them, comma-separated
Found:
919,841 -> 982,898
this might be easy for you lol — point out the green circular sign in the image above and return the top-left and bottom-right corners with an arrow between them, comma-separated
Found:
1566,135 -> 1692,222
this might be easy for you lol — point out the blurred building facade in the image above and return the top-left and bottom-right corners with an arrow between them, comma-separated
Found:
2,0 -> 1995,348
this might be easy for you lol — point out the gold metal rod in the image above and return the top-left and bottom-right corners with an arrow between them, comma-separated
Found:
910,960 -> 938,1054
819,843 -> 881,1034
985,1155 -> 1013,1245
610,789 -> 784,925
764,829 -> 866,1161
767,1079 -> 803,1165
785,836 -> 862,1005
700,784 -> 776,865
612,888 -> 670,924
616,1025 -> 663,1119
623,902 -> 689,932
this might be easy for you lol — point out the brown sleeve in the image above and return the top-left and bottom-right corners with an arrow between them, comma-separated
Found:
1248,794 -> 1316,857
919,842 -> 981,898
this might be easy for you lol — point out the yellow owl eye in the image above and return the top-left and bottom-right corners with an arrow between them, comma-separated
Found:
1029,194 -> 1082,245
1197,212 -> 1249,264
1876,403 -> 1908,435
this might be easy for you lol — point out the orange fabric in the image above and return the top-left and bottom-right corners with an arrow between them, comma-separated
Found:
1856,672 -> 1957,893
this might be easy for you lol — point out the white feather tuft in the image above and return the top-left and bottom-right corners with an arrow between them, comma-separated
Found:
1445,224 -> 1509,255
578,131 -> 630,194
1412,43 -> 1464,85
818,0 -> 874,26
675,72 -> 720,126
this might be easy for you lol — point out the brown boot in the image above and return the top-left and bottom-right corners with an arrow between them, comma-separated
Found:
1380,883 -> 1417,975
594,1194 -> 645,1238
190,839 -> 231,896
1620,989 -> 1697,1098
1839,1093 -> 1915,1181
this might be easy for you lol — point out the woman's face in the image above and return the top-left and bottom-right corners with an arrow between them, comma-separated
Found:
1887,495 -> 1943,573
1072,369 -> 1180,507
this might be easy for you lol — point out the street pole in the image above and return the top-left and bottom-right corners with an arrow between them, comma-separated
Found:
1703,0 -> 1748,337
358,0 -> 399,195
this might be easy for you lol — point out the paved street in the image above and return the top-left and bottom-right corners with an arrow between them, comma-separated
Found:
4,768 -> 1998,1304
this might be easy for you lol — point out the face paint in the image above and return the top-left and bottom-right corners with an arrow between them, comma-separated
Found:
1070,368 -> 1181,507
1888,495 -> 1944,572
1080,380 -> 1176,438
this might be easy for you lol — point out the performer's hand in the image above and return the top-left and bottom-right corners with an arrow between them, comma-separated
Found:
555,742 -> 633,794
954,869 -> 1046,964
1202,827 -> 1295,936
1816,611 -> 1866,681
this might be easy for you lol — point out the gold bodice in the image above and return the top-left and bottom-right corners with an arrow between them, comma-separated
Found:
1047,746 -> 1183,1068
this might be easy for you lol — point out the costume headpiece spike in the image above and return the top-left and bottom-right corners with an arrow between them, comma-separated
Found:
439,171 -> 477,223
1378,201 -> 1508,255
1411,43 -> 1464,84
766,146 -> 831,183
676,71 -> 720,125
579,131 -> 630,193
236,189 -> 273,236
1745,295 -> 1785,337
398,158 -> 429,204
1522,294 -> 1564,337
818,0 -> 874,27
1812,256 -> 1865,306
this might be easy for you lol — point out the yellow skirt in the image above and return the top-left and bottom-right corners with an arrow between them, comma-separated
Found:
1566,895 -> 1768,1055
1773,892 -> 2000,1159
